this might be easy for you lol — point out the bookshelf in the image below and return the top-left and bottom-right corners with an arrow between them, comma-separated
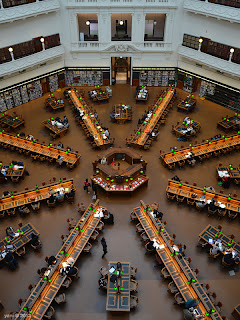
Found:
65,70 -> 103,86
44,34 -> 60,50
49,74 -> 59,92
13,40 -> 35,60
0,94 -> 7,112
20,85 -> 29,104
199,80 -> 216,97
4,92 -> 14,110
27,81 -> 43,101
182,34 -> 199,50
139,69 -> 176,87
12,89 -> 22,107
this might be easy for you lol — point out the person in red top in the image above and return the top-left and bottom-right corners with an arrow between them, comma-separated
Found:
84,179 -> 90,194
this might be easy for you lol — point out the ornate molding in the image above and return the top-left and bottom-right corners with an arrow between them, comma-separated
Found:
66,0 -> 177,8
184,0 -> 240,24
0,0 -> 60,24
178,45 -> 240,77
102,44 -> 141,53
0,45 -> 64,78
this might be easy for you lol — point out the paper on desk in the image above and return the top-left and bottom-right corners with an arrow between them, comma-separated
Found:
109,267 -> 115,273
208,238 -> 213,244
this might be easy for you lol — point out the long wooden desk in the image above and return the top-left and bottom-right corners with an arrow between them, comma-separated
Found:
0,223 -> 39,262
199,225 -> 240,255
45,97 -> 64,111
0,114 -> 25,129
177,97 -> 196,112
166,179 -> 240,215
0,132 -> 80,166
106,261 -> 131,311
69,89 -> 112,148
16,201 -> 105,319
217,115 -> 240,132
130,89 -> 174,147
160,133 -> 240,167
42,120 -> 68,136
133,201 -> 222,320
0,179 -> 74,212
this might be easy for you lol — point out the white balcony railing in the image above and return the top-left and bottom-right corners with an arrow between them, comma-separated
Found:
71,41 -> 172,52
0,45 -> 64,78
178,45 -> 240,77
67,0 -> 177,7
0,0 -> 60,24
184,0 -> 240,23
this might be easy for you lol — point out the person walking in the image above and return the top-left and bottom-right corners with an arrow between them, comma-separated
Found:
101,237 -> 108,259
83,179 -> 90,194
92,181 -> 98,196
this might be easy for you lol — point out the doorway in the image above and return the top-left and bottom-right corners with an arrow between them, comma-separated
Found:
111,57 -> 131,84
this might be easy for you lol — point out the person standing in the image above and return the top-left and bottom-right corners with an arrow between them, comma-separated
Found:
101,237 -> 108,259
84,179 -> 90,194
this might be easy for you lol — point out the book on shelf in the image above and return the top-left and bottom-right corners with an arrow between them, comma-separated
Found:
49,74 -> 59,92
20,85 -> 29,104
12,88 -> 22,107
0,94 -> 7,112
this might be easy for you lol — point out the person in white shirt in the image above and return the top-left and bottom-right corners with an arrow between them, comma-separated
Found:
57,155 -> 64,165
211,241 -> 224,255
26,134 -> 34,141
104,129 -> 109,137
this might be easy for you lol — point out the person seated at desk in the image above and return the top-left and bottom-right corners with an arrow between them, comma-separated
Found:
222,250 -> 237,265
208,198 -> 218,212
66,146 -> 73,152
6,227 -> 19,238
55,190 -> 65,201
2,190 -> 10,198
211,240 -> 224,255
56,155 -> 64,166
101,209 -> 114,225
195,196 -> 207,208
48,194 -> 56,205
101,157 -> 107,165
18,205 -> 30,217
147,131 -> 159,139
59,99 -> 64,104
63,115 -> 69,128
89,134 -> 94,142
172,175 -> 181,182
30,233 -> 40,247
60,261 -> 78,277
153,209 -> 163,220
110,113 -> 115,120
206,186 -> 216,192
26,134 -> 34,141
65,186 -> 75,199
19,132 -> 25,137
170,146 -> 177,152
146,240 -> 155,251
138,118 -> 142,125
222,176 -> 230,189
185,152 -> 196,166
48,255 -> 57,266
57,142 -> 64,149
4,251 -> 18,270
183,309 -> 195,320
177,243 -> 185,255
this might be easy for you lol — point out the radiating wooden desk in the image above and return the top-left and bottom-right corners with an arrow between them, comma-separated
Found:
166,179 -> 240,216
0,223 -> 39,261
160,133 -> 240,168
0,179 -> 75,212
177,97 -> 196,112
69,89 -> 112,148
217,116 -> 240,132
17,201 -> 105,320
112,105 -> 131,123
133,200 -> 222,320
0,132 -> 80,167
173,119 -> 201,138
0,164 -> 25,180
45,97 -> 64,111
106,261 -> 131,311
130,89 -> 174,147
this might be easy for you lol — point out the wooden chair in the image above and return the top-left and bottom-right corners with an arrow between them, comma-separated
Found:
208,292 -> 217,304
54,293 -> 66,304
130,266 -> 137,279
0,211 -> 5,218
7,208 -> 16,216
62,277 -> 72,289
196,202 -> 205,211
99,266 -> 108,277
83,242 -> 92,253
178,160 -> 186,168
161,267 -> 171,279
31,240 -> 42,250
136,222 -> 144,233
197,238 -> 208,248
130,295 -> 139,310
221,257 -> 233,268
90,230 -> 99,241
31,201 -> 41,211
11,176 -> 19,183
168,281 -> 178,294
96,220 -> 104,231
208,207 -> 217,216
166,192 -> 175,200
16,246 -> 26,257
168,163 -> 175,170
43,306 -> 55,319
130,211 -> 137,222
200,283 -> 210,293
69,266 -> 79,279
174,292 -> 185,305
228,211 -> 238,219
187,197 -> 195,205
140,232 -> 149,242
234,178 -> 240,185
47,199 -> 56,208
218,208 -> 227,219
61,234 -> 68,244
214,301 -> 222,313
176,195 -> 185,203
18,298 -> 27,308
130,279 -> 138,293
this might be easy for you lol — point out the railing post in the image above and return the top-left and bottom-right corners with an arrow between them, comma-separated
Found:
0,0 -> 4,9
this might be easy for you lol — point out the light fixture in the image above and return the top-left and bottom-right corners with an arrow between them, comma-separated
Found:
230,48 -> 234,53
8,47 -> 13,52
120,56 -> 123,58
40,37 -> 44,43
153,20 -> 157,25
86,20 -> 90,26
119,20 -> 124,25
199,38 -> 203,43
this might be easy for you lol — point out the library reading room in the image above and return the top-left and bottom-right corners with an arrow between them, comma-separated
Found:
0,1 -> 240,320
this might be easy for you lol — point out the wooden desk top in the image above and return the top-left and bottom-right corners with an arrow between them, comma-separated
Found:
166,179 -> 240,214
69,89 -> 111,148
173,119 -> 201,137
161,133 -> 240,165
0,114 -> 24,129
0,164 -> 25,177
136,89 -> 148,101
134,200 -> 222,320
17,201 -> 104,319
0,179 -> 74,212
0,132 -> 80,165
0,223 -> 39,261
94,88 -> 109,101
199,225 -> 240,255
106,261 -> 131,311
217,166 -> 240,179
217,116 -> 240,130
45,97 -> 64,110
113,105 -> 130,122
177,97 -> 196,111
42,120 -> 68,135
131,89 -> 174,146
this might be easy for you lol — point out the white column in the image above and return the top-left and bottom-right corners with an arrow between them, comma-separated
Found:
98,12 -> 111,44
132,11 -> 145,44
0,0 -> 3,9
164,12 -> 173,43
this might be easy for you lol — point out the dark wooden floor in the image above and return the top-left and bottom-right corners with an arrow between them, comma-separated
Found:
0,84 -> 239,320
